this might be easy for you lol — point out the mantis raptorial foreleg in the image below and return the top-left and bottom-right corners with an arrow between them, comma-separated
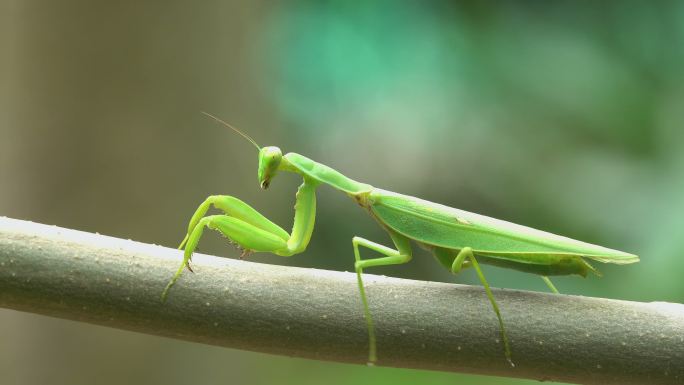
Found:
177,195 -> 290,250
451,247 -> 514,366
162,214 -> 289,301
162,178 -> 319,302
352,231 -> 412,364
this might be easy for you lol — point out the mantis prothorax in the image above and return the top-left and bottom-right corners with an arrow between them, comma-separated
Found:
162,113 -> 639,366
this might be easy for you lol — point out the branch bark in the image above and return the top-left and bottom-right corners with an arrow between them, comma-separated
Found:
0,217 -> 682,384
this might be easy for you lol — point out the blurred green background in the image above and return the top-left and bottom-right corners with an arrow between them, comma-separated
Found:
1,1 -> 683,384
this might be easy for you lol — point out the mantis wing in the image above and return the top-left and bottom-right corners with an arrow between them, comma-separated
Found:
368,189 -> 639,264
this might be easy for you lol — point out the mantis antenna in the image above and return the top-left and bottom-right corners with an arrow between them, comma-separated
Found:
201,111 -> 261,150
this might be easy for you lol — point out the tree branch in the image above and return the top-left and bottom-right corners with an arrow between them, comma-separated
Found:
0,217 -> 681,384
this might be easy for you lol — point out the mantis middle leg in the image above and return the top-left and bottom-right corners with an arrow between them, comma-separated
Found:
353,230 -> 412,364
162,177 -> 319,301
451,247 -> 514,366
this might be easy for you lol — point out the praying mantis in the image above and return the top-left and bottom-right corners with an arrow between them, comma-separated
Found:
162,113 -> 639,366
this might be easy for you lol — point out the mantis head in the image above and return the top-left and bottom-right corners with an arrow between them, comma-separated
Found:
258,146 -> 282,189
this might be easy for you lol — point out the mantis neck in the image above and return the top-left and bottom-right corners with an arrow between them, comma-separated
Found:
281,152 -> 373,196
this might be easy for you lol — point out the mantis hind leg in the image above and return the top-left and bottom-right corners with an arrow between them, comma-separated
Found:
451,247 -> 514,367
438,246 -> 560,295
353,231 -> 412,365
541,276 -> 560,294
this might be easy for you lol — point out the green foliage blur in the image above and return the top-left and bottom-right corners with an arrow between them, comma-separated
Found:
1,1 -> 682,384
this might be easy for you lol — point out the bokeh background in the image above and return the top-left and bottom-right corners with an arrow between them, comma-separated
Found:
2,1 -> 683,384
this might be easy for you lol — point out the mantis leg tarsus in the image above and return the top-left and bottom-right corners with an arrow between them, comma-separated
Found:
161,256 -> 189,303
451,248 -> 514,367
178,233 -> 189,250
352,232 -> 412,365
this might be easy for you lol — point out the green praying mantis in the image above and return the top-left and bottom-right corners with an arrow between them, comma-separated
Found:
162,113 -> 639,366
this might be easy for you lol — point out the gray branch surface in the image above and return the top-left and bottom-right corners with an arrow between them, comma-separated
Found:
0,217 -> 682,384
